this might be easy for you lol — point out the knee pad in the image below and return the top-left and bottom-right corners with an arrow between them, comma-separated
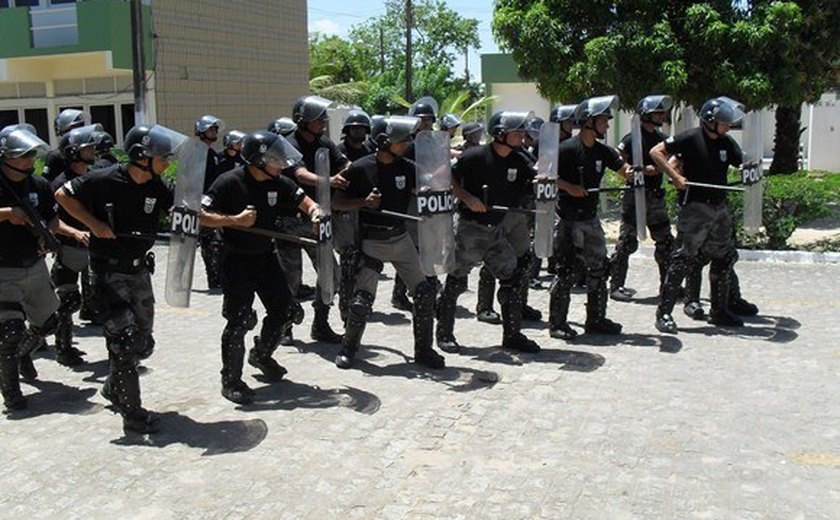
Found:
107,325 -> 146,358
349,290 -> 374,322
412,280 -> 436,317
223,306 -> 258,331
0,319 -> 26,355
51,261 -> 78,288
709,250 -> 738,281
58,290 -> 82,316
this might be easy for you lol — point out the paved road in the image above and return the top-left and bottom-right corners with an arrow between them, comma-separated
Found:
2,245 -> 838,519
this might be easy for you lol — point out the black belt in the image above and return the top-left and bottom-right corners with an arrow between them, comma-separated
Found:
0,257 -> 41,269
361,223 -> 405,240
90,255 -> 147,274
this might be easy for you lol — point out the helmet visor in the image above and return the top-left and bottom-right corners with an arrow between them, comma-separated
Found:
263,134 -> 303,169
386,115 -> 421,144
714,97 -> 746,124
2,128 -> 50,158
149,125 -> 188,159
587,95 -> 620,119
639,95 -> 673,115
302,96 -> 336,122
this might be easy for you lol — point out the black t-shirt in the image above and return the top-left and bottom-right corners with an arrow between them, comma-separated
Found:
0,172 -> 58,266
41,149 -> 66,182
453,144 -> 536,226
285,131 -> 349,200
202,147 -> 222,193
343,154 -> 415,230
203,166 -> 306,255
664,127 -> 743,204
64,165 -> 173,260
556,136 -> 625,221
51,168 -> 88,246
618,127 -> 667,189
216,152 -> 244,176
338,140 -> 375,162
92,154 -> 119,171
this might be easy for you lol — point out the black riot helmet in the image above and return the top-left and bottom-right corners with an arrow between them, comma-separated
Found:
698,96 -> 745,136
342,109 -> 372,131
91,130 -> 115,154
240,131 -> 303,171
371,115 -> 420,153
439,113 -> 462,132
575,95 -> 619,138
636,95 -> 673,126
488,110 -> 534,138
291,95 -> 335,124
194,114 -> 224,139
123,124 -> 188,167
267,117 -> 298,137
0,126 -> 49,161
461,121 -> 483,140
223,130 -> 247,149
526,116 -> 544,141
408,96 -> 439,121
59,124 -> 103,163
549,104 -> 577,123
54,109 -> 89,137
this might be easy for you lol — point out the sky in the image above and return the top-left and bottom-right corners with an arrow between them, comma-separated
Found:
307,0 -> 500,83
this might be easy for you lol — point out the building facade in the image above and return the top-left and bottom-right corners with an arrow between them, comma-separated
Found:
0,0 -> 309,145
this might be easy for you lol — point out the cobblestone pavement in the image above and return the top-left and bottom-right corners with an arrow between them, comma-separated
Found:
1,244 -> 838,519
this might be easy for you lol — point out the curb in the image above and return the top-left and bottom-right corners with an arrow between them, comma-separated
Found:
633,244 -> 840,265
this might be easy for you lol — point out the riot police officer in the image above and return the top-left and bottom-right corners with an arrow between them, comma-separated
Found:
268,117 -> 298,138
608,95 -> 676,301
91,130 -> 118,170
0,126 -> 60,411
49,125 -> 104,366
549,95 -> 627,340
457,122 -> 484,151
333,115 -> 446,370
650,97 -> 747,333
56,124 -> 185,433
337,109 -> 374,161
436,110 -> 542,354
43,108 -> 89,181
201,131 -> 320,404
280,95 -> 348,345
195,115 -> 225,290
217,130 -> 247,175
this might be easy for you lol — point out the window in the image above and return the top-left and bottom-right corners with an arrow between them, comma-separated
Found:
0,110 -> 20,128
90,105 -> 116,140
121,104 -> 135,139
14,0 -> 40,7
23,108 -> 49,142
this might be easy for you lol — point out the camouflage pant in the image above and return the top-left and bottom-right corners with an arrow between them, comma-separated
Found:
276,215 -> 340,297
451,218 -> 518,280
199,228 -> 224,287
92,268 -> 155,340
609,189 -> 674,290
0,260 -> 59,326
552,217 -> 608,289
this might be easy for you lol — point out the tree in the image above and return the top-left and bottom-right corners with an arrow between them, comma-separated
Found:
492,1 -> 840,173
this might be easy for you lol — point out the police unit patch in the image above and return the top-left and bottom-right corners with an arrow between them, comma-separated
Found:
596,160 -> 603,173
267,191 -> 277,206
507,168 -> 517,182
144,197 -> 156,214
719,150 -> 727,162
395,175 -> 406,190
28,193 -> 39,207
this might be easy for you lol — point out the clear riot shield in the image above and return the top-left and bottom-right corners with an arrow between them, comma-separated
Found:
741,111 -> 764,234
630,115 -> 648,241
327,107 -> 351,145
315,148 -> 336,305
534,121 -> 560,258
415,130 -> 455,276
165,137 -> 207,307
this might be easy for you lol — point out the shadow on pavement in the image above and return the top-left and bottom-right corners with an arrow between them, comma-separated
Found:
368,311 -> 411,325
572,332 -> 683,354
244,379 -> 381,415
6,379 -> 102,420
679,314 -> 799,343
455,343 -> 608,371
112,412 -> 268,456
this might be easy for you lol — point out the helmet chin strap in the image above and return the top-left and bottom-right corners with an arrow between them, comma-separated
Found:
702,121 -> 721,137
583,121 -> 605,140
494,135 -> 518,152
3,162 -> 35,176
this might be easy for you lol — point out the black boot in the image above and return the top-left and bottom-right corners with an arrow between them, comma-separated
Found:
54,317 -> 84,367
436,276 -> 466,353
412,281 -> 445,369
390,275 -> 412,311
584,283 -> 622,335
310,302 -> 343,343
548,286 -> 577,340
335,291 -> 372,369
709,275 -> 743,327
475,266 -> 501,324
728,270 -> 758,316
1,355 -> 26,411
500,277 -> 540,353
248,335 -> 287,381
220,328 -> 253,404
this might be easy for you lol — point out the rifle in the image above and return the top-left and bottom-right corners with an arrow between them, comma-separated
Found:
0,173 -> 61,253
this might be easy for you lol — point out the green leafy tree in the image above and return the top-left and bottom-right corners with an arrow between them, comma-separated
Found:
492,1 -> 839,173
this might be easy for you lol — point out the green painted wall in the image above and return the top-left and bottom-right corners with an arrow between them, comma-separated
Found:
0,0 -> 153,69
480,53 -> 524,84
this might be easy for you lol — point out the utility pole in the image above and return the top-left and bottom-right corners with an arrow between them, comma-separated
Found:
379,23 -> 385,75
464,46 -> 469,87
130,0 -> 147,126
405,0 -> 413,101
